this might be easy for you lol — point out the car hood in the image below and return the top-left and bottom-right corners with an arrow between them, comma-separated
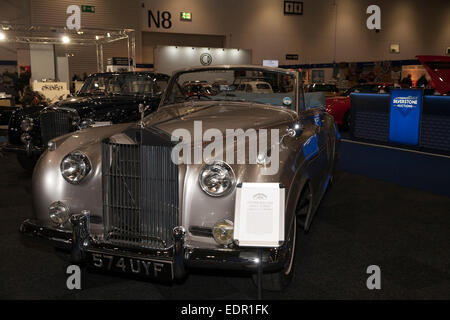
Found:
417,55 -> 450,94
146,102 -> 297,139
53,101 -> 297,153
53,94 -> 146,111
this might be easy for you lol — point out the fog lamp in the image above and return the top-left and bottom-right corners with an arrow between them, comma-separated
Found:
49,201 -> 70,226
20,133 -> 31,143
21,118 -> 33,132
212,219 -> 234,246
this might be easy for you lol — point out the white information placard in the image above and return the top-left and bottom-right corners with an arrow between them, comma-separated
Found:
32,81 -> 70,102
234,183 -> 285,247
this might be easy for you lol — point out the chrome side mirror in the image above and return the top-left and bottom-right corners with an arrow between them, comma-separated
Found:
279,122 -> 303,148
287,122 -> 303,137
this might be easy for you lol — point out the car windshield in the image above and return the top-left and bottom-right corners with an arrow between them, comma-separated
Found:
79,73 -> 162,96
162,67 -> 297,110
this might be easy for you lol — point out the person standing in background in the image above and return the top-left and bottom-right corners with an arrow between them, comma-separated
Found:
401,74 -> 413,87
417,74 -> 428,87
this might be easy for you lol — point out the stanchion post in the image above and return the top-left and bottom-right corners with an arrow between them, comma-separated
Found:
257,247 -> 263,300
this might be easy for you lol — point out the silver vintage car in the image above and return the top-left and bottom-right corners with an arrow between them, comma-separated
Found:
21,65 -> 340,291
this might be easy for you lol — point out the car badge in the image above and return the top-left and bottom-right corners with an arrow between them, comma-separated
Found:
282,97 -> 292,106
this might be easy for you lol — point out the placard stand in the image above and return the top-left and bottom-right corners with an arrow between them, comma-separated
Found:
257,247 -> 263,300
234,182 -> 285,300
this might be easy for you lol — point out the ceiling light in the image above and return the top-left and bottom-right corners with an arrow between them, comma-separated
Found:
62,35 -> 70,43
0,32 -> 5,41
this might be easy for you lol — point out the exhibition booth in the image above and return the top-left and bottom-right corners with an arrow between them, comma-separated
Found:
350,55 -> 450,155
0,0 -> 449,304
0,24 -> 135,102
350,92 -> 450,154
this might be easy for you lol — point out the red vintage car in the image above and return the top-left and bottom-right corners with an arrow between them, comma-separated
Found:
417,55 -> 450,95
183,81 -> 214,98
326,83 -> 392,130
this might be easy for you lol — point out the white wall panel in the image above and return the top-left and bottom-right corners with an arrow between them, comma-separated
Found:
29,43 -> 55,81
154,46 -> 252,75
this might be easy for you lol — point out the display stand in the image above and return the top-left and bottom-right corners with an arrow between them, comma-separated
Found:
234,182 -> 285,300
257,247 -> 263,300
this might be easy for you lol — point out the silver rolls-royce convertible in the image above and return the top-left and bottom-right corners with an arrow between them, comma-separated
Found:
21,65 -> 340,291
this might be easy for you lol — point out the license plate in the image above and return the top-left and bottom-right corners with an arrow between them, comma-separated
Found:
86,251 -> 173,280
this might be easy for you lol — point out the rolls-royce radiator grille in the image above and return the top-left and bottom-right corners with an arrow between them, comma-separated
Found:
40,111 -> 73,145
101,141 -> 179,249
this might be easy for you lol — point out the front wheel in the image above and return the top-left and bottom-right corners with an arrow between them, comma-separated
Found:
251,218 -> 297,291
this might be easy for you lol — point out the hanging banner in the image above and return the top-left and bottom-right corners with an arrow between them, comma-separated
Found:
388,88 -> 423,146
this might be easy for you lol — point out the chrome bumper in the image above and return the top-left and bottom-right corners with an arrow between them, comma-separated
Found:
20,217 -> 287,279
2,143 -> 43,156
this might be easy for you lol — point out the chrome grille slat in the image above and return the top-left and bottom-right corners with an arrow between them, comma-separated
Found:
40,111 -> 73,145
102,141 -> 178,249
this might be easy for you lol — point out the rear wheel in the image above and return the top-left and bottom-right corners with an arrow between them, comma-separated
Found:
251,217 -> 297,291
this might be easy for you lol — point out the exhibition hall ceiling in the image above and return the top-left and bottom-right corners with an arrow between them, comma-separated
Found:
0,0 -> 449,65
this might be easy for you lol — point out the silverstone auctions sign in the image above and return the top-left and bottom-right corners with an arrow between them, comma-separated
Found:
388,88 -> 423,146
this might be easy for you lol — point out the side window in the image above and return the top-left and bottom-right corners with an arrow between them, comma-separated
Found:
165,81 -> 184,104
157,76 -> 168,90
154,77 -> 168,95
245,84 -> 252,92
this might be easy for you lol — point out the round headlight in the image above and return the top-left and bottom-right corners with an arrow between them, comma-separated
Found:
79,118 -> 94,129
212,219 -> 234,246
49,201 -> 70,226
199,161 -> 235,196
60,151 -> 91,184
21,118 -> 33,132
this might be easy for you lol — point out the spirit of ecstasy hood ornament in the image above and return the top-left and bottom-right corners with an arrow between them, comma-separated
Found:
138,103 -> 150,128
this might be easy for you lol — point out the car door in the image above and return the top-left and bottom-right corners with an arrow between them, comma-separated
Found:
298,91 -> 330,229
